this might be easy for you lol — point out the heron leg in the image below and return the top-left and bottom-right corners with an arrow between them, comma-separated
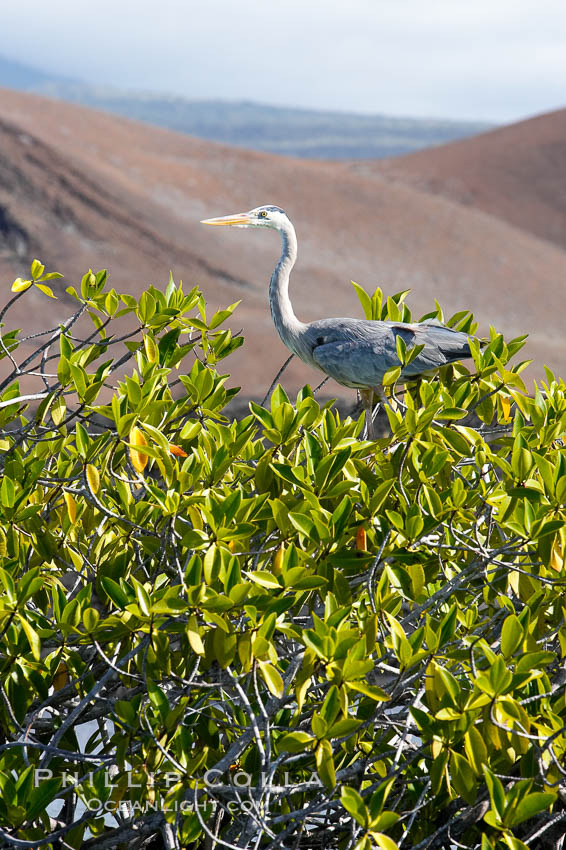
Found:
360,385 -> 389,440
360,389 -> 376,440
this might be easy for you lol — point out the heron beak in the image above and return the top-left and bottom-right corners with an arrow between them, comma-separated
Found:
200,213 -> 251,227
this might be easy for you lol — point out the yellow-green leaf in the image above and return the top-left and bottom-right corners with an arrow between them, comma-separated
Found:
19,616 -> 41,660
187,615 -> 205,656
213,628 -> 237,668
64,492 -> 77,524
450,750 -> 476,804
370,833 -> 400,850
51,396 -> 66,425
347,681 -> 390,702
30,258 -> 45,279
86,464 -> 100,495
11,278 -> 33,293
272,546 -> 284,575
315,738 -> 336,789
383,366 -> 401,387
258,661 -> 284,697
129,425 -> 149,474
247,570 -> 281,589
144,334 -> 159,363
34,283 -> 57,299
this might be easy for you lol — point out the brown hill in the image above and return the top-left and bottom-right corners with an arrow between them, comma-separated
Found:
1,88 -> 566,401
355,108 -> 566,251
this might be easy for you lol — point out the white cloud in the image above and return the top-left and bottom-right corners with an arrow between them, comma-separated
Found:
1,0 -> 565,121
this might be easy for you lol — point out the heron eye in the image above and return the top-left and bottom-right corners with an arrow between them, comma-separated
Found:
259,210 -> 267,218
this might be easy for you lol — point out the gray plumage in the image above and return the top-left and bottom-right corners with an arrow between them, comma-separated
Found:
202,204 -> 474,438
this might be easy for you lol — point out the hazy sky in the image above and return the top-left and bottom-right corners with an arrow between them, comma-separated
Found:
1,0 -> 565,122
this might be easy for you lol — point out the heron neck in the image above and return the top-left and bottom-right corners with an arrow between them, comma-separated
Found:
269,223 -> 305,355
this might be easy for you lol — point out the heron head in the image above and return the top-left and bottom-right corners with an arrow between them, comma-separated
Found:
201,205 -> 288,229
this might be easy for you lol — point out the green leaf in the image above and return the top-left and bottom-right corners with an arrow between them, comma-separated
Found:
132,578 -> 151,616
435,407 -> 468,420
501,614 -> 524,658
464,726 -> 488,775
51,396 -> 67,425
507,792 -> 556,827
351,281 -> 373,319
158,328 -> 181,365
82,607 -> 100,632
368,778 -> 396,823
209,301 -> 241,329
0,475 -> 15,508
302,630 -> 329,658
315,739 -> 336,789
180,420 -> 201,441
26,777 -> 62,821
331,495 -> 352,536
516,651 -> 555,674
147,679 -> 169,721
395,333 -> 407,364
187,615 -> 205,655
326,717 -> 362,738
165,271 -> 176,303
488,656 -> 513,695
383,366 -> 401,387
483,765 -> 506,820
341,786 -> 368,827
278,731 -> 316,753
213,629 -> 237,668
288,512 -> 316,539
75,422 -> 89,456
502,837 -> 529,850
101,577 -> 130,609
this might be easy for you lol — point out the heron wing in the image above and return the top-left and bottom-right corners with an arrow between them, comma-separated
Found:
401,322 -> 472,376
310,320 -> 471,389
312,339 -> 400,388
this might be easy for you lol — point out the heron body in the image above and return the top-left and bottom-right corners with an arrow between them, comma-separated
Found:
202,205 -> 474,438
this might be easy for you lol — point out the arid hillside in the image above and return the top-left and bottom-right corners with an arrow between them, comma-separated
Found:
357,108 -> 566,251
1,88 -> 566,400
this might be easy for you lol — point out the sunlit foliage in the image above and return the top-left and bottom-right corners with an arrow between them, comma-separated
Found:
0,262 -> 565,849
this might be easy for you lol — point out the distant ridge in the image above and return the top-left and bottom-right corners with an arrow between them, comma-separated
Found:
0,54 -> 491,159
0,55 -> 75,90
1,89 -> 566,391
357,108 -> 566,251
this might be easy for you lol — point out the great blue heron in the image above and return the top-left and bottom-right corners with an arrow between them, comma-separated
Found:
201,204 -> 475,438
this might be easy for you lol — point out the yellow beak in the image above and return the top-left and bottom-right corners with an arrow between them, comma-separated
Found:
200,213 -> 251,226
